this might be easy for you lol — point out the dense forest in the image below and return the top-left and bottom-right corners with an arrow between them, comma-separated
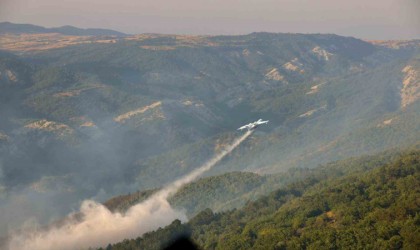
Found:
102,149 -> 420,249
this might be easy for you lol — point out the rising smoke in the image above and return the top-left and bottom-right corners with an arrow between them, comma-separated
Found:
8,130 -> 253,250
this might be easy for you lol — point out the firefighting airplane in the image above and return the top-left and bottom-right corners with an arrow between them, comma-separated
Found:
237,119 -> 269,131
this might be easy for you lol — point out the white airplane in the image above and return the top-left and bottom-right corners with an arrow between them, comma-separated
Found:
238,119 -> 269,131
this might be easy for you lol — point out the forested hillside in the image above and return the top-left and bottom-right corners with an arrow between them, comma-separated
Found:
104,149 -> 420,250
104,147 -> 409,218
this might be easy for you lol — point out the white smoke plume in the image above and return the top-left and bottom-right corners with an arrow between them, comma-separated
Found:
8,130 -> 253,250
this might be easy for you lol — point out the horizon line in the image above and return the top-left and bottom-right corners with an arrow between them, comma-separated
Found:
1,21 -> 420,41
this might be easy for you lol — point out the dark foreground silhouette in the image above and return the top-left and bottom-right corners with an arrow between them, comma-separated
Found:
163,236 -> 199,250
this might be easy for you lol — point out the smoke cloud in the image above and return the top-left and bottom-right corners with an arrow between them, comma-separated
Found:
8,130 -> 252,250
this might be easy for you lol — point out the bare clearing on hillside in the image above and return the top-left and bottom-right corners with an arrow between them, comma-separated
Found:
265,68 -> 285,81
401,65 -> 420,108
283,58 -> 305,74
306,82 -> 327,95
114,101 -> 163,123
311,46 -> 333,61
25,119 -> 74,136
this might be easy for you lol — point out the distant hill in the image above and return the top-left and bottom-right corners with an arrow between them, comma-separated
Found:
0,22 -> 127,36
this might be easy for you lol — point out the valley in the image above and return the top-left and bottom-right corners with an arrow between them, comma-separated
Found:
0,21 -> 419,249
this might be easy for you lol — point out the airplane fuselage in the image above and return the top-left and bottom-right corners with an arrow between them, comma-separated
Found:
238,119 -> 269,131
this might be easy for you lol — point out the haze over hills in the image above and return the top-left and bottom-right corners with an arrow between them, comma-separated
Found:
0,22 -> 127,36
0,22 -> 419,248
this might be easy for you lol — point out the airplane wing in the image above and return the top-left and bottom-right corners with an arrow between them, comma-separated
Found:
237,125 -> 247,130
257,120 -> 269,124
238,123 -> 253,130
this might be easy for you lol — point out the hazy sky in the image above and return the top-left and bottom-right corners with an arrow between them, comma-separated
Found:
1,0 -> 419,39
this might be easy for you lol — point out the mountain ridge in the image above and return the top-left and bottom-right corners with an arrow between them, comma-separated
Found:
0,21 -> 127,36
